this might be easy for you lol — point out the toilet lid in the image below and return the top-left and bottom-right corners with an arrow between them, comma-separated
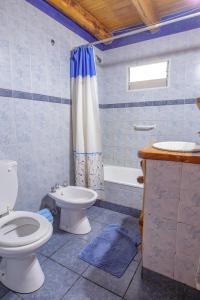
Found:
0,211 -> 52,247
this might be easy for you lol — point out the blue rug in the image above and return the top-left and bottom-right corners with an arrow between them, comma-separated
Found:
79,224 -> 141,277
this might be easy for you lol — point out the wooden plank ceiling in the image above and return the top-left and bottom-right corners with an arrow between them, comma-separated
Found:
47,0 -> 199,40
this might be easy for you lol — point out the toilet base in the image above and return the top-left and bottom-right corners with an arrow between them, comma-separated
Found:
0,255 -> 44,293
60,207 -> 91,234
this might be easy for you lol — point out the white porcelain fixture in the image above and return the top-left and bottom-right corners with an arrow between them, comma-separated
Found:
0,160 -> 53,293
48,186 -> 97,234
153,141 -> 200,152
104,164 -> 143,188
104,164 -> 144,211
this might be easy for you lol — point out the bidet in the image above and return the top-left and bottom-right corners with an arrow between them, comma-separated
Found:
48,186 -> 97,234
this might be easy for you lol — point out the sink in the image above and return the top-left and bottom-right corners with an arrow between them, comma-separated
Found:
153,141 -> 200,153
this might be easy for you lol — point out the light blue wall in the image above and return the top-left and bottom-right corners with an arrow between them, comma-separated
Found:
0,0 -> 87,211
1,0 -> 200,210
100,29 -> 200,103
99,29 -> 200,167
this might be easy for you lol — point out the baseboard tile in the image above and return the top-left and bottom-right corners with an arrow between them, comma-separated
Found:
95,199 -> 141,218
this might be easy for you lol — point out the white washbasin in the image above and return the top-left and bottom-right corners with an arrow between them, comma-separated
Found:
153,141 -> 200,153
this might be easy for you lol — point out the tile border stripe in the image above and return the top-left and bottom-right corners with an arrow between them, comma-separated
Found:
0,88 -> 196,108
99,98 -> 196,109
0,88 -> 71,105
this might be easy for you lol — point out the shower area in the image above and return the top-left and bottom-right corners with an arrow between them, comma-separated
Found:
70,45 -> 145,216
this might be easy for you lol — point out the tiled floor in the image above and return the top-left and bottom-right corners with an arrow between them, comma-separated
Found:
0,207 -> 199,300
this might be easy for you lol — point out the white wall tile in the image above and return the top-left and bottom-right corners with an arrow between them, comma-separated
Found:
176,222 -> 200,261
144,160 -> 182,220
143,213 -> 176,278
178,163 -> 200,226
174,253 -> 198,288
0,0 -> 87,211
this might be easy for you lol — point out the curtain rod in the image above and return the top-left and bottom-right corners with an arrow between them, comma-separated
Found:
75,11 -> 200,48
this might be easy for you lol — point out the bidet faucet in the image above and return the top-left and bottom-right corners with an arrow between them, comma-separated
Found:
63,181 -> 68,187
50,186 -> 56,193
55,183 -> 60,189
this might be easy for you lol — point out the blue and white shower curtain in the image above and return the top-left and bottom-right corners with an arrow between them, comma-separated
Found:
70,46 -> 104,196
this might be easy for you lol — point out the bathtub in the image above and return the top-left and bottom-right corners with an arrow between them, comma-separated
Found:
104,165 -> 143,188
103,165 -> 144,214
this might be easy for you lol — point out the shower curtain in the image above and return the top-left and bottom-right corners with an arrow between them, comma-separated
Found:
70,46 -> 104,196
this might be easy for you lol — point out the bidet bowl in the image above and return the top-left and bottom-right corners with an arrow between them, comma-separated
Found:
48,185 -> 97,209
48,186 -> 97,234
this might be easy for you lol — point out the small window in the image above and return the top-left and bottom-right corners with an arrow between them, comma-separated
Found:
128,61 -> 169,91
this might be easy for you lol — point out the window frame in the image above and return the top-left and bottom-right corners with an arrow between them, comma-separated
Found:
127,59 -> 170,92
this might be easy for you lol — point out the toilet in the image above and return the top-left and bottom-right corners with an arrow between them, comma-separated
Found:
48,185 -> 97,234
0,160 -> 53,293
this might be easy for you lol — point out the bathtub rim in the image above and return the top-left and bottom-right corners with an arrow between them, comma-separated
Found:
104,164 -> 144,189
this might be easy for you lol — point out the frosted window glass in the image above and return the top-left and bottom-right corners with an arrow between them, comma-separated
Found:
128,61 -> 169,90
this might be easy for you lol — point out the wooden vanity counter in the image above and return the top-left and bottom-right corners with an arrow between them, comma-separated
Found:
138,146 -> 200,164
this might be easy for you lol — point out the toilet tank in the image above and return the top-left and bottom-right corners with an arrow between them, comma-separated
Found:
0,160 -> 18,215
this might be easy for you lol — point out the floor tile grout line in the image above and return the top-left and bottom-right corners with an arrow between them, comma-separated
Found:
2,256 -> 87,300
39,232 -> 88,259
80,274 -> 124,298
122,259 -> 142,298
23,208 -> 140,299
47,256 -> 89,277
45,247 -> 141,298
59,274 -> 124,300
60,274 -> 82,300
44,221 -> 110,258
47,212 -> 141,297
39,241 -> 67,258
44,254 -> 124,299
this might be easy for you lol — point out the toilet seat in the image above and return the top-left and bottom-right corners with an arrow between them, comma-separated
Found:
0,211 -> 51,247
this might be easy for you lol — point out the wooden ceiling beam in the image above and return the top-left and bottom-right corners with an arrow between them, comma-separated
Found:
131,0 -> 160,30
47,0 -> 112,40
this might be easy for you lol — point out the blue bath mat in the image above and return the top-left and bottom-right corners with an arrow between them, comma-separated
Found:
79,224 -> 140,277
